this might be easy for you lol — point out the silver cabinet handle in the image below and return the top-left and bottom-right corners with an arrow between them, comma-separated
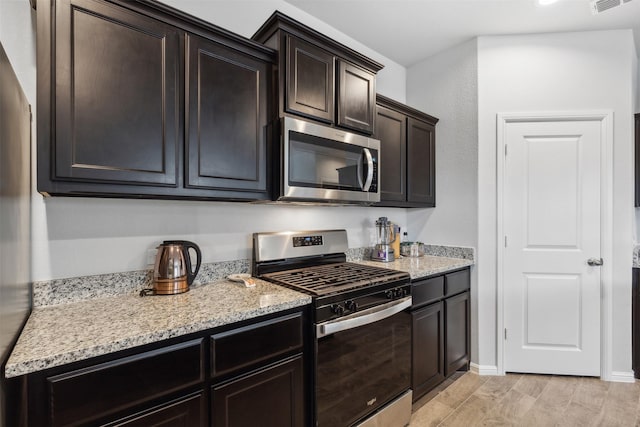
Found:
316,296 -> 411,338
587,258 -> 603,266
362,148 -> 374,192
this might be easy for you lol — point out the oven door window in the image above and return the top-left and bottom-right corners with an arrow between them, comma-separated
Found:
316,311 -> 411,427
288,131 -> 373,191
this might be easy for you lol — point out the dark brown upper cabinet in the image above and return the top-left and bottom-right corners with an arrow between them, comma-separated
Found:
48,0 -> 182,188
253,11 -> 382,135
374,104 -> 406,202
185,34 -> 269,195
37,0 -> 275,201
337,60 -> 376,134
286,36 -> 335,123
374,95 -> 438,208
407,117 -> 436,206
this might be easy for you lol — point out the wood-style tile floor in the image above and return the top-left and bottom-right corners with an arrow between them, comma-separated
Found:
410,372 -> 640,426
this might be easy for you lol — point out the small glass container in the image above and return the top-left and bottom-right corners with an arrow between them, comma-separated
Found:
400,241 -> 425,257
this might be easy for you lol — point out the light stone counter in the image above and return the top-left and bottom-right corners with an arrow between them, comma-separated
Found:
5,279 -> 310,378
357,255 -> 474,280
634,245 -> 640,268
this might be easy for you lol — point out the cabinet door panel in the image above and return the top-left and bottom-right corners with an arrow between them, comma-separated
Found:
286,36 -> 334,123
407,118 -> 436,206
374,105 -> 406,202
186,34 -> 269,195
337,60 -> 375,134
412,302 -> 444,401
105,393 -> 206,427
212,356 -> 305,427
54,0 -> 180,185
444,291 -> 470,376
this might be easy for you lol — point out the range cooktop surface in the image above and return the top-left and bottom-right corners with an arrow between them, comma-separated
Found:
259,262 -> 409,296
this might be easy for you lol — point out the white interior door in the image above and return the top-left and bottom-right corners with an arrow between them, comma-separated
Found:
503,118 -> 602,376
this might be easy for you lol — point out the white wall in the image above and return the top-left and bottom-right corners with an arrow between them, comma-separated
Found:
0,0 -> 408,282
405,39 -> 479,362
37,199 -> 405,279
405,39 -> 478,247
477,30 -> 636,376
0,0 -> 35,104
158,0 -> 407,103
634,52 -> 639,243
633,51 -> 640,244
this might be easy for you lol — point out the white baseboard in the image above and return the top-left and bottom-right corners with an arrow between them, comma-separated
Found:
608,371 -> 636,383
469,362 -> 500,376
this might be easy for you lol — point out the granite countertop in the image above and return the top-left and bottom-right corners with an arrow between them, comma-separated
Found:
7,252 -> 473,379
5,279 -> 311,378
634,245 -> 640,268
357,255 -> 474,280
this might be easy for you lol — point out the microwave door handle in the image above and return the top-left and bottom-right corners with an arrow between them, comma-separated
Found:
362,148 -> 374,192
356,150 -> 364,189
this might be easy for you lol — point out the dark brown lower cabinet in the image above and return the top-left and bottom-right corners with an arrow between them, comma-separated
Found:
412,301 -> 444,400
44,339 -> 205,427
633,268 -> 639,378
104,393 -> 206,427
411,267 -> 470,402
444,291 -> 471,376
212,356 -> 304,427
20,309 -> 307,427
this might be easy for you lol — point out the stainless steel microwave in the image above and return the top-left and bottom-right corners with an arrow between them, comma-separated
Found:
275,116 -> 380,204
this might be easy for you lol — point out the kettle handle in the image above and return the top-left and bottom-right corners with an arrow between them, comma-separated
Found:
164,240 -> 202,286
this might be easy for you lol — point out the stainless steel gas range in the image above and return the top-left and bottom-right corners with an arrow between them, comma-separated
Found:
253,230 -> 412,427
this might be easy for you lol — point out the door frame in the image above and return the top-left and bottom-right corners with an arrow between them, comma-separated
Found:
496,111 -> 614,379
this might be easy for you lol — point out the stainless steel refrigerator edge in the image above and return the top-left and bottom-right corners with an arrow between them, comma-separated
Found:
0,42 -> 32,427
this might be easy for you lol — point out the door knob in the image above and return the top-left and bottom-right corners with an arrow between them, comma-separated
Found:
587,258 -> 603,266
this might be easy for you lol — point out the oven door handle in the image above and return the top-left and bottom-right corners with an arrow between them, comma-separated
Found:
316,296 -> 411,338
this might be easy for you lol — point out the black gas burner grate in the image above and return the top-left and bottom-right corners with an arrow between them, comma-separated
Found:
260,262 -> 409,296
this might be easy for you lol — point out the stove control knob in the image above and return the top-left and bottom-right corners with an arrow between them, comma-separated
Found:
345,300 -> 358,312
385,290 -> 395,300
396,288 -> 407,298
331,304 -> 345,316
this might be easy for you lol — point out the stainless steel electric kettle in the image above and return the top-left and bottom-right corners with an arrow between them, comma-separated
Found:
151,240 -> 202,295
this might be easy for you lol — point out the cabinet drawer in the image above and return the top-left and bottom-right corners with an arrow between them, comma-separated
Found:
211,313 -> 303,378
47,339 -> 205,427
412,276 -> 444,308
444,269 -> 470,297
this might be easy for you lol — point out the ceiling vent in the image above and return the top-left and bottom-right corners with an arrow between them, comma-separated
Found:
590,0 -> 633,14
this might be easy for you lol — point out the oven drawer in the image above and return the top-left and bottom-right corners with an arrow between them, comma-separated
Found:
444,269 -> 470,297
412,276 -> 444,308
316,307 -> 411,426
211,313 -> 303,378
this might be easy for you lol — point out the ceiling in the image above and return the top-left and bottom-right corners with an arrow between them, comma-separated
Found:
284,0 -> 640,67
